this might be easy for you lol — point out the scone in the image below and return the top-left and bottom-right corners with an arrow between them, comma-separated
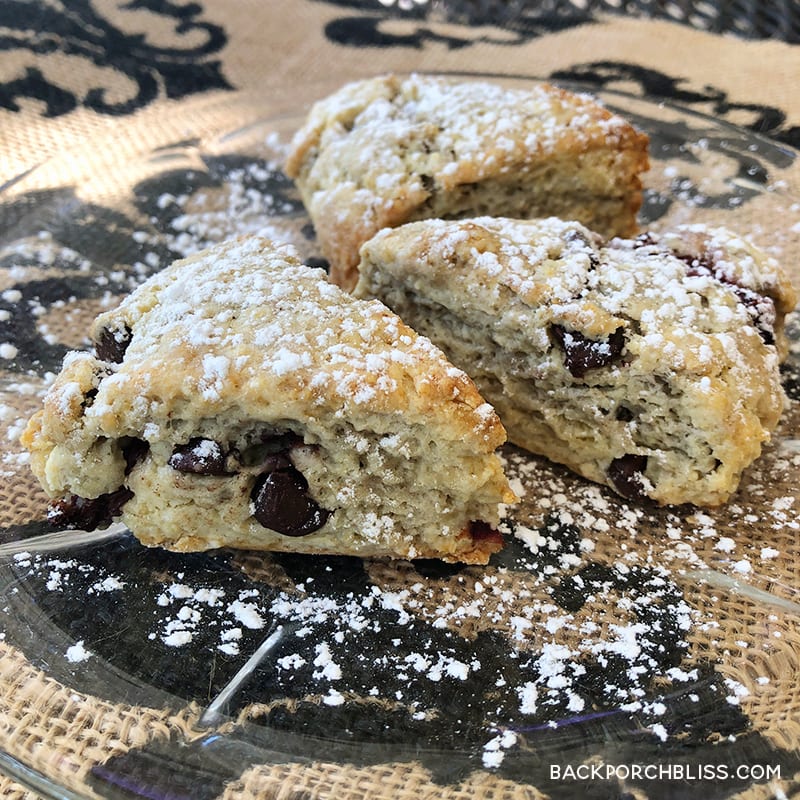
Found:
285,73 -> 649,290
21,237 -> 516,564
354,217 -> 797,507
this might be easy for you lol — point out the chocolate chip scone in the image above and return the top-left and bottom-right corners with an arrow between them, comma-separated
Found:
21,237 -> 516,563
285,73 -> 649,291
354,217 -> 797,507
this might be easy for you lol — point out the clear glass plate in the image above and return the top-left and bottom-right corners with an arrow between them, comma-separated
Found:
1,74 -> 799,799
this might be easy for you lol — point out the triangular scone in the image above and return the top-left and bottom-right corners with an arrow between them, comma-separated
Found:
21,237 -> 515,564
285,73 -> 649,291
354,217 -> 797,507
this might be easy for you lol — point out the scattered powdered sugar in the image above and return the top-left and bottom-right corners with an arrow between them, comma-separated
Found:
714,536 -> 736,554
5,375 -> 796,770
481,729 -> 518,769
313,642 -> 342,680
162,629 -> 193,648
322,688 -> 345,707
723,678 -> 750,706
732,559 -> 752,575
142,160 -> 301,261
0,93 -> 798,774
648,722 -> 669,742
65,640 -> 92,663
229,597 -> 266,630
9,452 -> 768,754
93,576 -> 126,593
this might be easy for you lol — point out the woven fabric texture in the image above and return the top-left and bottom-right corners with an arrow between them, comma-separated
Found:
1,2 -> 799,799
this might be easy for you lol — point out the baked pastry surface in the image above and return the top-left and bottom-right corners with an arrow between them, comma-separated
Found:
22,237 -> 515,563
354,217 -> 797,506
285,73 -> 649,290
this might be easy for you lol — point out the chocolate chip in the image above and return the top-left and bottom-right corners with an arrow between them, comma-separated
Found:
468,520 -> 503,550
680,254 -> 777,346
250,467 -> 330,536
675,253 -> 716,283
238,432 -> 301,469
105,487 -> 133,518
48,487 -> 134,531
82,366 -> 113,410
303,257 -> 330,272
564,230 -> 600,269
615,405 -> 635,422
122,438 -> 149,475
731,285 -> 777,346
169,439 -> 229,475
95,325 -> 132,363
632,232 -> 659,248
607,454 -> 649,501
551,324 -> 626,378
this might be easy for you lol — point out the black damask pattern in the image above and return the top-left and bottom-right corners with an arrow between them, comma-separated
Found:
550,61 -> 800,150
8,520 -> 794,799
314,2 -> 799,150
1,6 -> 799,795
316,0 -> 800,43
321,0 -> 594,49
0,0 -> 231,117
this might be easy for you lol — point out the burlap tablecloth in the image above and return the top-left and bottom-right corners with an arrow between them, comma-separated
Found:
1,2 -> 800,798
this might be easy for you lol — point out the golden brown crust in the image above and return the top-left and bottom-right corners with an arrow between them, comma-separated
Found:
22,237 -> 515,563
355,216 -> 795,506
286,74 -> 649,290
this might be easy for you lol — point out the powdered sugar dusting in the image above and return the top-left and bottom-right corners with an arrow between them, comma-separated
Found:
290,73 -> 638,197
65,640 -> 92,663
88,236 -> 497,448
1,77 -> 798,778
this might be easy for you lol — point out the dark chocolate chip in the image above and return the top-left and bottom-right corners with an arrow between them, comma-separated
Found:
250,467 -> 330,536
607,454 -> 649,501
303,257 -> 330,272
679,253 -> 716,277
731,285 -> 777,346
551,324 -> 626,378
680,254 -> 777,346
82,367 -> 115,411
122,438 -> 150,475
48,487 -> 134,531
105,486 -> 133,518
468,520 -> 495,540
169,439 -> 229,475
468,520 -> 504,551
238,432 -> 300,469
95,325 -> 132,363
564,230 -> 600,270
615,405 -> 635,422
633,232 -> 659,248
